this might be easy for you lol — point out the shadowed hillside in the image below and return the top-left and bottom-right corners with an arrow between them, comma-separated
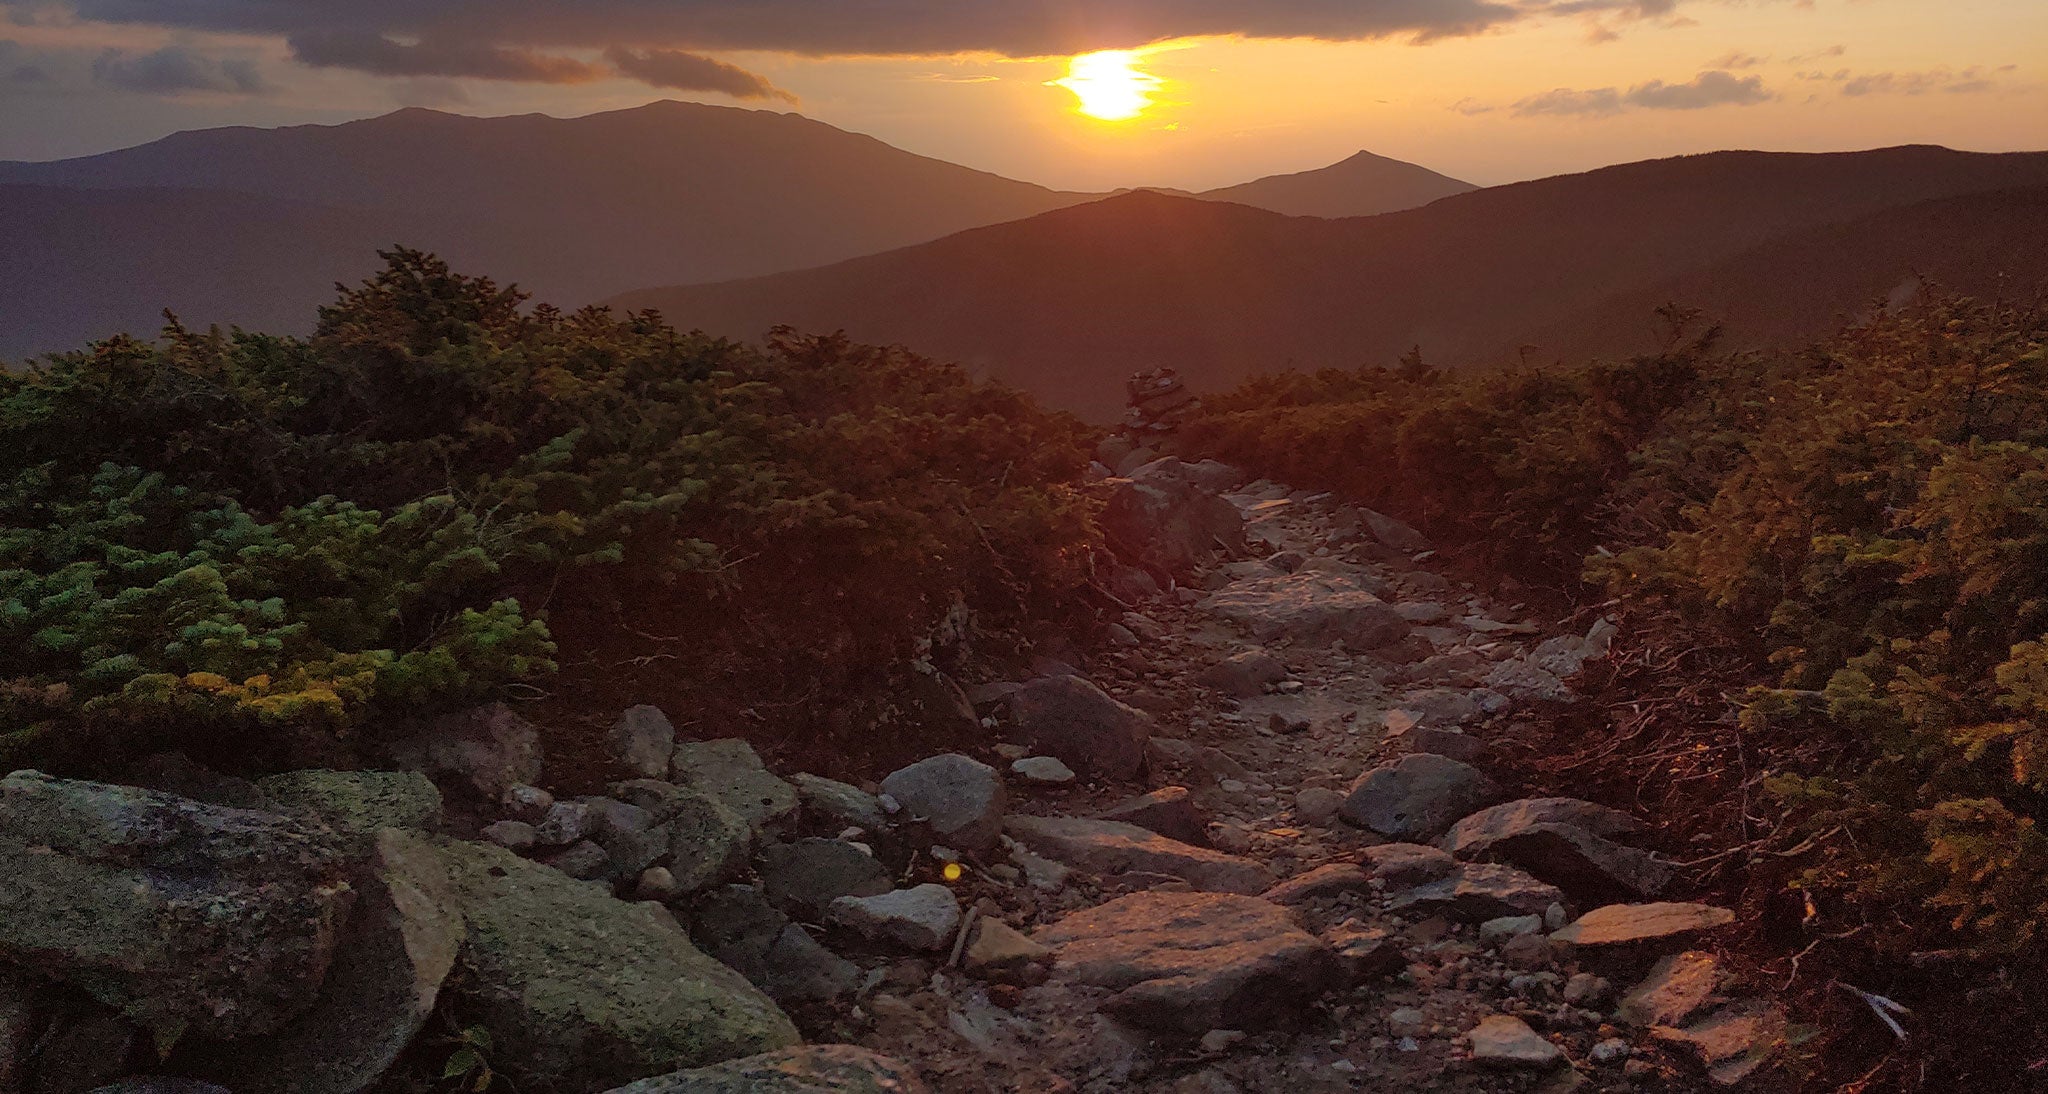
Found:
1197,149 -> 1476,217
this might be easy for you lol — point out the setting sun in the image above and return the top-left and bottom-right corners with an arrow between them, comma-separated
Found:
1051,49 -> 1163,121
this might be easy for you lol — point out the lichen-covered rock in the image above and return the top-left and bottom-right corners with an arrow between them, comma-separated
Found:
0,772 -> 354,1039
438,841 -> 798,1091
667,787 -> 755,894
827,885 -> 962,952
758,838 -> 892,918
602,1045 -> 930,1093
385,703 -> 543,801
254,770 -> 443,841
671,740 -> 798,832
879,754 -> 1006,853
788,774 -> 887,831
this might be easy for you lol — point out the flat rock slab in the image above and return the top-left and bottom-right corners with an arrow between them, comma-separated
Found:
1095,786 -> 1209,846
828,885 -> 961,953
1339,753 -> 1499,840
1619,951 -> 1724,1028
1650,1004 -> 1785,1086
253,769 -> 443,840
759,838 -> 892,918
1035,891 -> 1336,1035
603,1045 -> 930,1093
1262,863 -> 1374,906
1198,570 -> 1410,650
1384,862 -> 1565,923
1468,1014 -> 1564,1069
1450,821 -> 1671,902
1005,815 -> 1273,894
1552,903 -> 1736,947
1439,797 -> 1648,853
1361,842 -> 1460,888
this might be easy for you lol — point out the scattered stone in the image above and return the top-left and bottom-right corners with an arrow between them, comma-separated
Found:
582,796 -> 655,836
1100,474 -> 1246,576
880,754 -> 1007,854
1325,923 -> 1405,982
1590,1037 -> 1632,1065
666,786 -> 756,894
385,702 -> 544,801
1440,797 -> 1648,851
1194,650 -> 1287,698
1359,507 -> 1430,553
1384,862 -> 1565,923
1099,786 -> 1210,846
0,772 -> 352,1039
1480,915 -> 1544,943
1361,842 -> 1459,888
759,839 -> 893,918
1649,1004 -> 1785,1086
1009,844 -> 1071,892
828,885 -> 962,953
612,705 -> 677,779
1198,570 -> 1410,650
1035,891 -> 1337,1035
253,769 -> 443,840
536,800 -> 594,846
1618,951 -> 1723,1028
1383,725 -> 1487,764
1009,675 -> 1152,780
1550,903 -> 1735,948
1387,1007 -> 1428,1038
1011,756 -> 1077,785
672,739 -> 800,831
438,841 -> 798,1088
1261,863 -> 1373,906
482,819 -> 538,853
1483,659 -> 1573,702
1294,787 -> 1344,825
1500,932 -> 1561,971
1468,1014 -> 1564,1069
1450,821 -> 1671,902
598,1044 -> 930,1093
636,867 -> 681,903
1339,753 -> 1500,840
544,840 -> 612,880
788,773 -> 887,831
1562,973 -> 1613,1007
502,783 -> 555,822
1006,815 -> 1273,894
964,919 -> 1052,972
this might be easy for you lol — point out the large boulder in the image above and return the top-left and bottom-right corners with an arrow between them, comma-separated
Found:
602,1045 -> 930,1093
385,703 -> 543,802
1008,676 -> 1151,781
253,770 -> 443,842
0,772 -> 354,1039
788,774 -> 887,832
758,839 -> 893,918
206,829 -> 463,1094
688,886 -> 860,1005
671,740 -> 798,833
612,706 -> 678,780
666,788 -> 757,894
1035,892 -> 1337,1034
1339,753 -> 1500,840
1197,570 -> 1410,650
1551,903 -> 1735,948
1096,785 -> 1209,846
827,885 -> 962,953
1383,862 -> 1565,923
438,841 -> 799,1092
1445,819 -> 1669,902
1099,476 -> 1245,576
878,754 -> 1007,854
1004,815 -> 1273,894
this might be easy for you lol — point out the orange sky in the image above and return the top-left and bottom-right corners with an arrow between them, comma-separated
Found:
0,0 -> 2041,188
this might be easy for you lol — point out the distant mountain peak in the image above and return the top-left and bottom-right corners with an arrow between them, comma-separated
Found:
1197,148 -> 1476,219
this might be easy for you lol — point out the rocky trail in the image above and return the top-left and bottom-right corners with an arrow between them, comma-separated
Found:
0,459 -> 1786,1094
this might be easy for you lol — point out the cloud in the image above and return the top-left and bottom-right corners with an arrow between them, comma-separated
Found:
1510,69 -> 1770,116
1707,50 -> 1764,69
287,30 -> 603,83
604,47 -> 792,100
1806,65 -> 2009,97
91,43 -> 266,94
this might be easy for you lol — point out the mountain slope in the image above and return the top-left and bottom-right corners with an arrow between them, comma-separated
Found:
611,145 -> 2048,418
1197,150 -> 1475,217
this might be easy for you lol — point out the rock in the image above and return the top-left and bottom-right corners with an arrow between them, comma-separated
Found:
1360,842 -> 1459,888
1500,932 -> 1561,971
1440,798 -> 1647,852
1562,972 -> 1612,1006
1590,1037 -> 1632,1064
1483,659 -> 1572,702
1550,903 -> 1736,948
0,772 -> 352,1039
1358,507 -> 1430,553
206,829 -> 463,1094
688,885 -> 859,1004
666,787 -> 755,894
759,839 -> 893,917
1386,688 -> 1488,728
1103,564 -> 1162,604
789,774 -> 887,831
1008,676 -> 1152,781
1383,725 -> 1487,764
502,783 -> 555,822
385,702 -> 543,801
1261,863 -> 1373,906
1008,844 -> 1071,892
583,796 -> 655,836
1194,650 -> 1287,698
754,924 -> 862,1003
1,968 -> 35,1092
126,752 -> 274,810
601,825 -> 672,881
828,885 -> 962,952
1618,952 -> 1723,1028
545,840 -> 612,881
1384,862 -> 1565,923
1114,447 -> 1158,477
1035,892 -> 1337,1035
1339,754 -> 1500,840
92,1081 -> 232,1094
1006,815 -> 1273,894
1479,915 -> 1544,943
1294,787 -> 1344,825
1469,1015 -> 1563,1069
879,754 -> 1007,854
33,1011 -> 137,1093
1120,611 -> 1169,641
482,819 -> 538,853
1096,786 -> 1209,846
612,705 -> 677,779
600,1044 -> 930,1093
253,770 -> 442,840
1386,1007 -> 1427,1038
536,800 -> 594,846
608,779 -> 690,820
1198,570 -> 1410,650
671,739 -> 799,832
637,867 -> 681,902
1448,822 -> 1670,902
964,919 -> 1052,972
1649,1004 -> 1785,1085
439,841 -> 797,1089
1100,475 -> 1246,576
1010,756 -> 1077,785
1324,923 -> 1405,982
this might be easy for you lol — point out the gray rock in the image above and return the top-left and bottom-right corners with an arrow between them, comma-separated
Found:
608,779 -> 692,821
600,1045 -> 929,1093
1339,753 -> 1500,840
1097,785 -> 1209,846
1198,570 -> 1410,650
828,885 -> 962,952
1261,863 -> 1373,905
667,787 -> 755,894
1099,475 -> 1246,576
253,770 -> 442,840
501,783 -> 554,822
759,839 -> 893,918
1439,797 -> 1648,850
1358,508 -> 1430,553
1617,952 -> 1723,1028
438,840 -> 799,1090
482,820 -> 538,853
385,703 -> 543,801
1448,820 -> 1670,902
1468,1014 -> 1562,1069
1382,725 -> 1487,764
1035,891 -> 1337,1035
636,867 -> 681,903
1194,649 -> 1286,698
601,824 -> 673,880
206,829 -> 463,1094
788,773 -> 887,831
612,705 -> 677,779
1384,862 -> 1565,923
536,800 -> 595,846
1360,842 -> 1459,888
672,739 -> 799,832
1483,659 -> 1572,702
879,754 -> 1007,853
1550,903 -> 1735,948
544,840 -> 612,881
1009,676 -> 1152,781
1479,915 -> 1544,943
1293,787 -> 1344,826
1010,756 -> 1077,785
1005,815 -> 1272,894
0,772 -> 352,1039
580,796 -> 655,838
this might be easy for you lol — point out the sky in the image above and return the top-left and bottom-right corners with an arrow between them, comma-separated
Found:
0,1 -> 2041,192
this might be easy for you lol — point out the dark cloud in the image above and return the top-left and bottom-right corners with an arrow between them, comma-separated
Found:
1511,69 -> 1770,115
288,30 -> 603,83
604,46 -> 791,100
91,44 -> 267,94
1839,66 -> 2002,97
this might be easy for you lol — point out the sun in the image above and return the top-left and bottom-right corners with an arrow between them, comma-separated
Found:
1051,50 -> 1163,122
